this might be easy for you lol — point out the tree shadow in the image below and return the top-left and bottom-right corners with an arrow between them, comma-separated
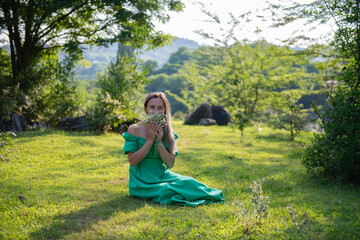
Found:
15,130 -> 105,142
279,174 -> 360,238
30,195 -> 145,240
255,132 -> 289,142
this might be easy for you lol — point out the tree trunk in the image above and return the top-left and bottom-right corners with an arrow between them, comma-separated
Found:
249,84 -> 259,119
2,1 -> 39,94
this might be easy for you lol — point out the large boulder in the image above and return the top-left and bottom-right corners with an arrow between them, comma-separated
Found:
184,102 -> 211,125
0,114 -> 27,132
211,105 -> 232,125
115,118 -> 141,133
199,118 -> 217,126
57,116 -> 89,131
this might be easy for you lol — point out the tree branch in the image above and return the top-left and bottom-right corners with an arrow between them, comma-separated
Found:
24,0 -> 35,49
322,0 -> 357,60
36,0 -> 89,42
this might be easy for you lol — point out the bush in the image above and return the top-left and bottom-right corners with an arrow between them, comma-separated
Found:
41,78 -> 82,126
301,64 -> 360,183
86,92 -> 135,132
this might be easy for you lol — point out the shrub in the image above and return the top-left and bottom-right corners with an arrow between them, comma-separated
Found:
301,64 -> 360,183
41,78 -> 82,126
86,92 -> 135,132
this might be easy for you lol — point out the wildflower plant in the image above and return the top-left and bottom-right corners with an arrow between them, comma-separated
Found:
286,204 -> 311,238
232,179 -> 269,236
250,179 -> 269,221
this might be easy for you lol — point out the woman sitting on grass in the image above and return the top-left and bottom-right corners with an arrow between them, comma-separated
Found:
122,92 -> 225,207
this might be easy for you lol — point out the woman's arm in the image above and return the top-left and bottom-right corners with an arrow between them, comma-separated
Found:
127,140 -> 154,167
126,123 -> 157,167
156,126 -> 175,169
157,143 -> 175,168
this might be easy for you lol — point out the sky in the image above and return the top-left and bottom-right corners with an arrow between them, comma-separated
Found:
155,0 -> 335,46
0,0 -> 335,48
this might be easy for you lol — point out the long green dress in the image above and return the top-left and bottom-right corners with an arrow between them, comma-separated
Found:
122,132 -> 225,207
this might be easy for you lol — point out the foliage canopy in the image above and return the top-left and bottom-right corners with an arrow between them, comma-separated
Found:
0,0 -> 183,123
0,0 -> 183,82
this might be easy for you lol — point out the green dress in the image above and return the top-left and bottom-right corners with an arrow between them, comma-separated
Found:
122,132 -> 225,207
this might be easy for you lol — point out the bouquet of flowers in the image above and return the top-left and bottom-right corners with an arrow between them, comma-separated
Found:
142,110 -> 167,127
141,111 -> 167,153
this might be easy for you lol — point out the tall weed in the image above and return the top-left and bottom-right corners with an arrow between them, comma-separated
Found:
0,131 -> 16,161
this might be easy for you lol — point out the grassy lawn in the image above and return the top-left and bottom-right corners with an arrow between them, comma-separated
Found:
1,120 -> 359,239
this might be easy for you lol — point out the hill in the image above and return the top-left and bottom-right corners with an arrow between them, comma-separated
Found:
1,38 -> 200,80
74,37 -> 200,80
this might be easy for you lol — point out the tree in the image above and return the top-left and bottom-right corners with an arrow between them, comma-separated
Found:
143,59 -> 159,76
183,5 -> 322,136
0,48 -> 15,121
0,48 -> 11,89
287,0 -> 360,183
0,0 -> 184,114
270,93 -> 308,141
156,46 -> 192,75
88,43 -> 148,132
166,53 -> 219,115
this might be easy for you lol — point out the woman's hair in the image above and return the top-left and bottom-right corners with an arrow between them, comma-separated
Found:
144,92 -> 176,155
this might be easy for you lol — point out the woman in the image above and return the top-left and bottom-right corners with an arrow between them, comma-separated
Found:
122,92 -> 225,207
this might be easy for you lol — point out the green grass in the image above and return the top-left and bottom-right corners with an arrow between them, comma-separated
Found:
1,120 -> 359,239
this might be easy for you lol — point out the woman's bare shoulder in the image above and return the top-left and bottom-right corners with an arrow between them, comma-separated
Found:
128,122 -> 146,135
127,124 -> 138,135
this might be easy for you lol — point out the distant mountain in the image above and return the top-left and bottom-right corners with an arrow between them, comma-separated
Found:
74,37 -> 201,79
141,38 -> 200,66
1,38 -> 201,80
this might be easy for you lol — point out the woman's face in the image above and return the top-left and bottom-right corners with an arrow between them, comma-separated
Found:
145,97 -> 165,115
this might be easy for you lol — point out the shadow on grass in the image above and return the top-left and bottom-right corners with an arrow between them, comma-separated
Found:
15,130 -> 111,144
30,195 -> 145,240
279,174 -> 360,239
15,131 -> 124,153
18,129 -> 102,137
255,132 -> 290,142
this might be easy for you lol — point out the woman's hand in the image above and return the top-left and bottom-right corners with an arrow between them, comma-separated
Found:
147,122 -> 163,141
156,124 -> 163,140
147,122 -> 158,141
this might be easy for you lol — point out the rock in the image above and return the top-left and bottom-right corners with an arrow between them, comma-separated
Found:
18,195 -> 27,202
57,116 -> 89,131
184,102 -> 212,125
115,118 -> 141,133
12,114 -> 27,132
199,118 -> 217,126
26,120 -> 42,130
183,103 -> 232,126
211,106 -> 232,125
0,114 -> 27,132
